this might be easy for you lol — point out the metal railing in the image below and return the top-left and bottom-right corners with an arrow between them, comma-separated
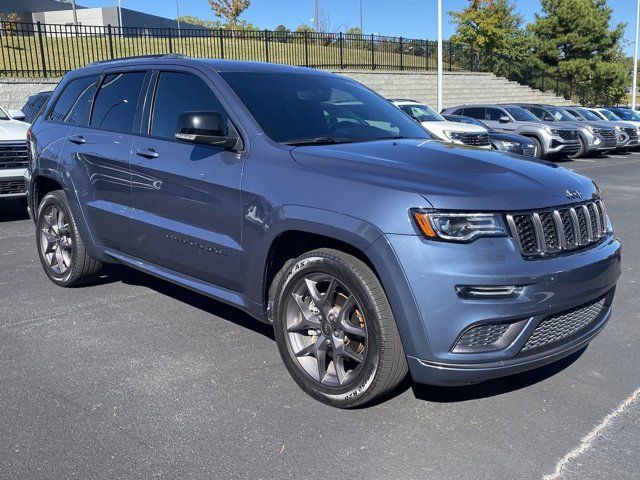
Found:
0,21 -> 493,77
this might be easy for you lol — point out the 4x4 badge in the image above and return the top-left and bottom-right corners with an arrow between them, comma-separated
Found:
566,189 -> 582,199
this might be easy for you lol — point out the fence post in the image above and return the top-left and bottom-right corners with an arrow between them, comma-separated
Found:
36,22 -> 48,77
264,29 -> 269,63
339,32 -> 344,69
555,75 -> 559,94
399,36 -> 403,71
107,24 -> 114,59
304,31 -> 309,67
541,71 -> 545,91
218,29 -> 224,59
167,27 -> 173,53
425,40 -> 429,71
370,34 -> 375,70
448,42 -> 452,72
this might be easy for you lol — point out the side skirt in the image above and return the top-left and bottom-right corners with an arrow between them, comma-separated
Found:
104,249 -> 266,322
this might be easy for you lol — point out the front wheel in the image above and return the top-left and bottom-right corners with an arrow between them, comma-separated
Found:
568,136 -> 586,159
272,249 -> 408,408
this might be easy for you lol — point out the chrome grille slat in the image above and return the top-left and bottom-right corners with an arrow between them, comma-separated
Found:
506,201 -> 608,259
0,142 -> 29,169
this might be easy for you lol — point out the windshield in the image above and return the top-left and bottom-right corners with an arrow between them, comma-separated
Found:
399,103 -> 444,122
548,107 -> 577,121
505,107 -> 539,122
599,109 -> 621,121
611,109 -> 640,121
219,72 -> 430,144
0,107 -> 9,121
575,108 -> 601,121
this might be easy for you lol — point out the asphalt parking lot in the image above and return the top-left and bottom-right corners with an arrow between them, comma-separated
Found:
1,152 -> 639,480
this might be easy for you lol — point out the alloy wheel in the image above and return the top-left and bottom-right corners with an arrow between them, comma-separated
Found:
284,273 -> 368,387
40,204 -> 73,275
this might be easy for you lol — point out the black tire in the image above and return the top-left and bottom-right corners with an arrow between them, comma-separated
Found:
272,248 -> 408,408
528,136 -> 543,159
568,136 -> 586,159
35,190 -> 102,287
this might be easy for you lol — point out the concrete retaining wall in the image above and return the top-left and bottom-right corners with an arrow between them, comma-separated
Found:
0,78 -> 60,110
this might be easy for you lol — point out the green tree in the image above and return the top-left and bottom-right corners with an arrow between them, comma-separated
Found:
208,0 -> 251,27
450,0 -> 528,59
177,15 -> 222,29
295,23 -> 313,33
528,0 -> 629,105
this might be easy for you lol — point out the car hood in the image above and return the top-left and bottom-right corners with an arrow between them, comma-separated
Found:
290,139 -> 598,211
0,120 -> 29,141
487,132 -> 533,144
420,120 -> 487,137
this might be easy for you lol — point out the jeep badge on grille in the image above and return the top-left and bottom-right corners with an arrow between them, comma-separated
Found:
565,189 -> 582,199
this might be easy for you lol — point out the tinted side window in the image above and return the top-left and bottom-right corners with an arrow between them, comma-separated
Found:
463,107 -> 484,119
485,108 -> 504,121
47,76 -> 99,125
529,107 -> 546,120
151,72 -> 228,140
90,72 -> 146,133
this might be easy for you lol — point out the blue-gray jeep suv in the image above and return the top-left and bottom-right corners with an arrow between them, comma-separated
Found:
25,56 -> 621,408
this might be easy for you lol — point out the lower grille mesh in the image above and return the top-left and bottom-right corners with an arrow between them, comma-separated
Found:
455,323 -> 510,350
521,295 -> 608,353
0,179 -> 26,195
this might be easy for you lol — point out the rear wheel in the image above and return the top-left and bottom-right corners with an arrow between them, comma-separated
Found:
272,248 -> 407,408
36,190 -> 102,287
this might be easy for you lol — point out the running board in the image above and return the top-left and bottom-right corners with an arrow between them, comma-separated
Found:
104,249 -> 264,320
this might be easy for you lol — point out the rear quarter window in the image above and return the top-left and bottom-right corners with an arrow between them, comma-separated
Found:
47,76 -> 99,125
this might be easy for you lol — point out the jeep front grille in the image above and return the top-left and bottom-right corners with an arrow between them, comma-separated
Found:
0,142 -> 28,169
506,200 -> 608,258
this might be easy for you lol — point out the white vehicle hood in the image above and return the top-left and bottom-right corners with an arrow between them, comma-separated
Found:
0,120 -> 29,142
420,120 -> 487,140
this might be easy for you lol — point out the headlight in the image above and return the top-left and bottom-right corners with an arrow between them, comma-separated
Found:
543,126 -> 561,135
585,125 -> 595,134
443,130 -> 463,141
615,125 -> 621,131
498,140 -> 520,148
412,210 -> 508,242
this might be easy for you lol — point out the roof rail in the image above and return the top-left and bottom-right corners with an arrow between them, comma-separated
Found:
88,53 -> 189,66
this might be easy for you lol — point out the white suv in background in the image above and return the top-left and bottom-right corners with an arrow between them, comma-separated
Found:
391,99 -> 491,149
0,106 -> 29,200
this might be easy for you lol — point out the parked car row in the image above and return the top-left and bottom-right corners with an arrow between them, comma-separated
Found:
0,106 -> 30,202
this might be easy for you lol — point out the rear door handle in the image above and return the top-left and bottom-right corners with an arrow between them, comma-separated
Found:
135,148 -> 160,159
68,134 -> 86,144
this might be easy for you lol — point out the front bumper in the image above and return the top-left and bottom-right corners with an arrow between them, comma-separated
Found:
0,167 -> 27,198
382,232 -> 621,386
546,136 -> 580,156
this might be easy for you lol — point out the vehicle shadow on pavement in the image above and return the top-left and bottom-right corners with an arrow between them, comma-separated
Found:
0,199 -> 30,222
409,347 -> 586,403
100,264 -> 276,340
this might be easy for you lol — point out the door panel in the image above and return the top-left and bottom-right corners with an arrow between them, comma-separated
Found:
129,70 -> 244,291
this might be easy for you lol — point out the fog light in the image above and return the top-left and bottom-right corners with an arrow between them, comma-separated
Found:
455,285 -> 523,299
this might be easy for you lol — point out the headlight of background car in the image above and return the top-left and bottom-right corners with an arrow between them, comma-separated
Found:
495,140 -> 520,149
442,130 -> 463,142
614,125 -> 621,132
412,211 -> 508,242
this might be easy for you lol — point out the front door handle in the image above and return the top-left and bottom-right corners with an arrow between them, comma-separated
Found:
68,134 -> 86,144
135,148 -> 160,159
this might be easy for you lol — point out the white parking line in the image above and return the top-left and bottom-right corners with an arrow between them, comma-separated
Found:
543,386 -> 640,480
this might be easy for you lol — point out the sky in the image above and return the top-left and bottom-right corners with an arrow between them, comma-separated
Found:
76,0 -> 640,55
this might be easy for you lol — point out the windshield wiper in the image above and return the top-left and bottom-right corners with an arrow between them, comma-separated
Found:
283,137 -> 361,146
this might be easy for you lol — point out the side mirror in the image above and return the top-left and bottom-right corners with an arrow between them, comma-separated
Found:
498,115 -> 510,123
175,111 -> 240,149
8,109 -> 26,121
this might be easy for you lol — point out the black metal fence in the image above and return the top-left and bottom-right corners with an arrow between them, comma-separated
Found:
0,21 -> 494,77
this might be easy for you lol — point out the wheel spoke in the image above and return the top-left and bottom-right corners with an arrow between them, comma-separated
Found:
43,213 -> 55,229
334,355 -> 347,385
288,293 -> 321,332
338,296 -> 366,338
55,248 -> 66,272
316,338 -> 328,382
304,278 -> 325,307
59,237 -> 72,251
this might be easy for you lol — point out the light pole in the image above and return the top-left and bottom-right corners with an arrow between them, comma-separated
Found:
117,0 -> 123,31
360,0 -> 363,33
437,0 -> 443,112
175,0 -> 181,37
314,0 -> 319,32
633,0 -> 639,110
71,0 -> 77,25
